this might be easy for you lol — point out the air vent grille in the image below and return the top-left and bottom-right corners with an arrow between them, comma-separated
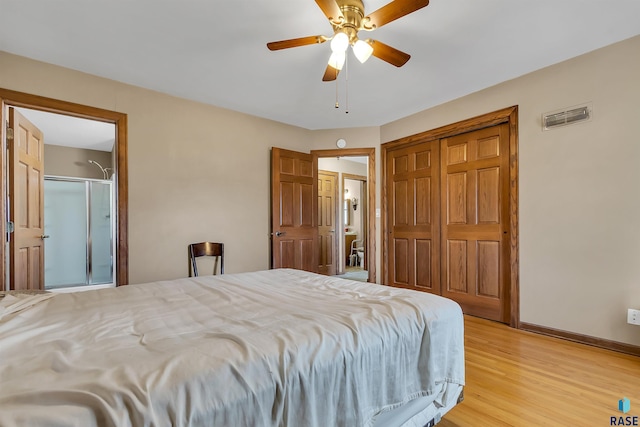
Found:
543,104 -> 592,130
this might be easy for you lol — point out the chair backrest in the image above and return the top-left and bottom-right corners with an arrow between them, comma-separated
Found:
350,239 -> 362,254
188,242 -> 224,277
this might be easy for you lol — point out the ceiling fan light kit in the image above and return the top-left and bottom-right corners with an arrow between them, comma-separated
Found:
328,51 -> 347,70
267,0 -> 430,81
353,39 -> 374,63
330,32 -> 350,52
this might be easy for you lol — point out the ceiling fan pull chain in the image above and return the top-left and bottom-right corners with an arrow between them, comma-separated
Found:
335,68 -> 339,108
345,53 -> 349,114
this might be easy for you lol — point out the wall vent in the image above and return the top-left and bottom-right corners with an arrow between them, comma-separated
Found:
542,103 -> 592,131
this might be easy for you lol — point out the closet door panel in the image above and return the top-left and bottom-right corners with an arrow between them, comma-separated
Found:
386,142 -> 440,293
441,124 -> 510,323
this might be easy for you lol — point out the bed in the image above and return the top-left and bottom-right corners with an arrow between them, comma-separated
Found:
0,269 -> 464,427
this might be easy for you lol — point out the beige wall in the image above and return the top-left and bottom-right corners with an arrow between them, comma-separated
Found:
379,35 -> 640,347
44,145 -> 112,179
2,34 -> 639,347
0,51 -> 313,284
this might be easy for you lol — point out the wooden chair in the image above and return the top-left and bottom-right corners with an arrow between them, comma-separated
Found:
188,242 -> 224,277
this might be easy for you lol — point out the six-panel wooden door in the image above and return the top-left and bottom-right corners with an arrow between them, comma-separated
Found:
440,124 -> 510,322
318,170 -> 338,275
271,147 -> 318,272
387,140 -> 441,293
8,108 -> 45,290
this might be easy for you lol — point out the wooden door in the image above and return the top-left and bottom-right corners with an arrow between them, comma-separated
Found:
440,124 -> 510,322
8,108 -> 45,290
318,170 -> 338,275
386,140 -> 441,293
271,147 -> 318,272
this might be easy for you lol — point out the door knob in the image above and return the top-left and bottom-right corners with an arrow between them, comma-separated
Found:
275,231 -> 286,237
40,234 -> 50,239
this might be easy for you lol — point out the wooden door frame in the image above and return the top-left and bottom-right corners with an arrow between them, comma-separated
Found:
381,106 -> 519,327
0,88 -> 129,290
312,148 -> 376,283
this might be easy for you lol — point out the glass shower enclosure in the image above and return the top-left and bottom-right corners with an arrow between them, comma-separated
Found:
44,176 -> 114,289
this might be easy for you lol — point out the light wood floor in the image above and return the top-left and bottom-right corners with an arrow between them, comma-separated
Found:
440,316 -> 640,426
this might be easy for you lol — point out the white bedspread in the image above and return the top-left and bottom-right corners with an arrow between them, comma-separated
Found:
0,269 -> 464,427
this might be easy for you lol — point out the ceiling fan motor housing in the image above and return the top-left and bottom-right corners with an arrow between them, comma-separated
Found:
333,0 -> 368,42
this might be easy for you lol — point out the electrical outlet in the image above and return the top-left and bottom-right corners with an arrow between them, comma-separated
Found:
628,309 -> 640,326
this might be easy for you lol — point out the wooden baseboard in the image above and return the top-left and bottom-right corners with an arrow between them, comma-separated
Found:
520,322 -> 640,357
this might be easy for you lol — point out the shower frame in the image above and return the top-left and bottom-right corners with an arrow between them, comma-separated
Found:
44,175 -> 114,288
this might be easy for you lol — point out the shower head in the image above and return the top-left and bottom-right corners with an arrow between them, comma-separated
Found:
88,160 -> 109,179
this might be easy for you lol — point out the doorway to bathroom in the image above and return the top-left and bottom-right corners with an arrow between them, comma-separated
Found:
315,147 -> 374,283
0,88 -> 128,292
270,147 -> 375,283
14,107 -> 115,290
6,105 -> 116,291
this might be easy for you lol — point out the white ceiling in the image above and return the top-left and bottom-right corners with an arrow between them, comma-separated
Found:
347,156 -> 368,164
2,1 -> 640,130
16,108 -> 115,152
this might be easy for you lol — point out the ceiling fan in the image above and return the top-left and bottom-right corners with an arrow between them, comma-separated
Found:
267,0 -> 429,81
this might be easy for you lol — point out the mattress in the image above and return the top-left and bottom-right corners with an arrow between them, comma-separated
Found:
0,269 -> 464,427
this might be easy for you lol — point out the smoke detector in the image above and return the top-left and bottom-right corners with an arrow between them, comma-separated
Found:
542,103 -> 592,131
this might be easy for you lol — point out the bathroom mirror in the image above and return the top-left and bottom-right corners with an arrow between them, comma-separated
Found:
344,199 -> 351,226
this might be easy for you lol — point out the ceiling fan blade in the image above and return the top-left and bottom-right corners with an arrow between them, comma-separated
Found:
364,0 -> 429,29
322,64 -> 340,81
369,39 -> 411,67
315,0 -> 344,24
267,35 -> 328,51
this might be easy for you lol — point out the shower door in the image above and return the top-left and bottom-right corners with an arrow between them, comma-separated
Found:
89,181 -> 113,284
44,177 -> 113,289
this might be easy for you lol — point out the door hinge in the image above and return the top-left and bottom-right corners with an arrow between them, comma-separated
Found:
5,123 -> 14,140
6,221 -> 14,242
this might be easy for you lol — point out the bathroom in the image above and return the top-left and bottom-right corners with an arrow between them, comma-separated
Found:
12,107 -> 116,291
